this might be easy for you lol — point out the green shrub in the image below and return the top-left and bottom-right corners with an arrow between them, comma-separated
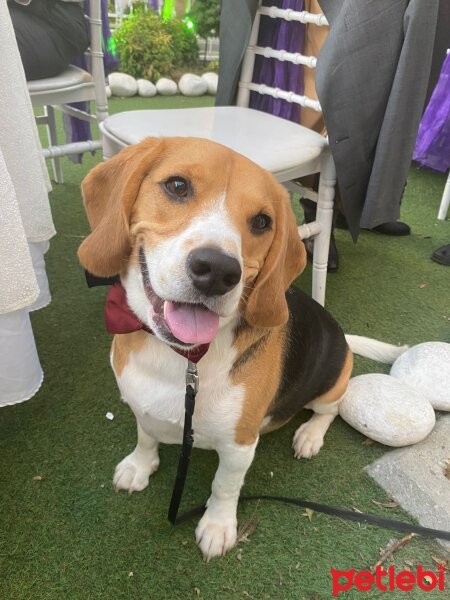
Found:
114,11 -> 173,80
162,18 -> 199,71
188,0 -> 220,40
114,10 -> 199,81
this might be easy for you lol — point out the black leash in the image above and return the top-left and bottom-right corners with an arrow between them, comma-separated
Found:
168,361 -> 198,525
172,496 -> 450,541
168,361 -> 450,542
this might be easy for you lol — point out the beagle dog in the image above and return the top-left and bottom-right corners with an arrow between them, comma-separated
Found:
77,137 -> 357,560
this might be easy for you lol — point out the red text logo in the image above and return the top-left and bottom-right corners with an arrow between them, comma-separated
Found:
331,565 -> 446,596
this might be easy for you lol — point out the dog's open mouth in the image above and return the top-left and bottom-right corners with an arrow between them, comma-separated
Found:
139,247 -> 219,346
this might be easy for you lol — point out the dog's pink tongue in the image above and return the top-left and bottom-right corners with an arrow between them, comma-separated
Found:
164,301 -> 219,344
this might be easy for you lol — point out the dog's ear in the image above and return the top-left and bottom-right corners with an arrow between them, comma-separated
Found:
78,138 -> 164,277
245,183 -> 306,328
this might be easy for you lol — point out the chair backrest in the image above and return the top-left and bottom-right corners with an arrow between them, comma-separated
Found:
86,0 -> 108,123
236,1 -> 328,115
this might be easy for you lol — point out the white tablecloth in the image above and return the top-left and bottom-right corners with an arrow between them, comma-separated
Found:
0,0 -> 56,406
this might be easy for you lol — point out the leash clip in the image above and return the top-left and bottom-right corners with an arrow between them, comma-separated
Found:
185,360 -> 199,394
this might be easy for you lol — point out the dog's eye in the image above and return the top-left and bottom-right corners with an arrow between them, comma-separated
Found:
250,213 -> 272,234
163,176 -> 190,200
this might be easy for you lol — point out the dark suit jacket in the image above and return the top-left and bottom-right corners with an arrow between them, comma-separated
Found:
216,0 -> 259,107
216,0 -> 439,237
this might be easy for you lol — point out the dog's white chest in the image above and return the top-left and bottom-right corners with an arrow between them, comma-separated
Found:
113,329 -> 245,449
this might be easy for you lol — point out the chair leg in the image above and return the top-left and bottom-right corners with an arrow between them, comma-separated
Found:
438,171 -> 450,220
312,151 -> 336,306
45,105 -> 64,184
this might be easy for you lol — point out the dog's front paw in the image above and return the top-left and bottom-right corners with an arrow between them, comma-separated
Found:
113,451 -> 159,494
292,421 -> 324,459
195,507 -> 237,561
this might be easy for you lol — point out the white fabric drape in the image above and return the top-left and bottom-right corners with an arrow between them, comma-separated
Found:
0,0 -> 56,406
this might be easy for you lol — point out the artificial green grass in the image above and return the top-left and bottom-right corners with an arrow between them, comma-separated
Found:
0,96 -> 449,600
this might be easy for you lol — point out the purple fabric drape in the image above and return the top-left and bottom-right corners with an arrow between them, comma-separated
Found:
249,0 -> 305,122
413,52 -> 450,173
65,0 -> 119,160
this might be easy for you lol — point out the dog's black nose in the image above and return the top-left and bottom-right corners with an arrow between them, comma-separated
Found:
187,247 -> 242,297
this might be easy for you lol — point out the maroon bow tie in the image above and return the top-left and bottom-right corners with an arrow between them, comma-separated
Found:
104,283 -> 209,363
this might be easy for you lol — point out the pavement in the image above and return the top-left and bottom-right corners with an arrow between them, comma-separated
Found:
366,414 -> 450,551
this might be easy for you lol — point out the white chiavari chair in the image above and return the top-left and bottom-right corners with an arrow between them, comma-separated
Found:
99,1 -> 334,305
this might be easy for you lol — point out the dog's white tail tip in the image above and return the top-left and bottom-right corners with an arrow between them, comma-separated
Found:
345,334 -> 409,364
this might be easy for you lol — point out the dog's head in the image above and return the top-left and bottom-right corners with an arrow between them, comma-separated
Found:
78,138 -> 306,348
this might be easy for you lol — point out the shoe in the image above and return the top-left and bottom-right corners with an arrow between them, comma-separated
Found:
431,244 -> 450,266
368,221 -> 411,236
303,234 -> 339,273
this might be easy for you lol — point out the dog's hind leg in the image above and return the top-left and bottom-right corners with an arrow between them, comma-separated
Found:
292,348 -> 353,459
113,422 -> 160,493
292,398 -> 341,459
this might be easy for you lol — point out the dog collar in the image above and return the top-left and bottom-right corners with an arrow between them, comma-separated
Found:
104,283 -> 210,363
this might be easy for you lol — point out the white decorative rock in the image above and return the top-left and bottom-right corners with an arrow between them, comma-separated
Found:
108,72 -> 137,97
201,72 -> 218,95
339,374 -> 435,447
105,85 -> 112,99
390,342 -> 450,411
156,78 -> 178,96
178,73 -> 208,96
137,79 -> 157,97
